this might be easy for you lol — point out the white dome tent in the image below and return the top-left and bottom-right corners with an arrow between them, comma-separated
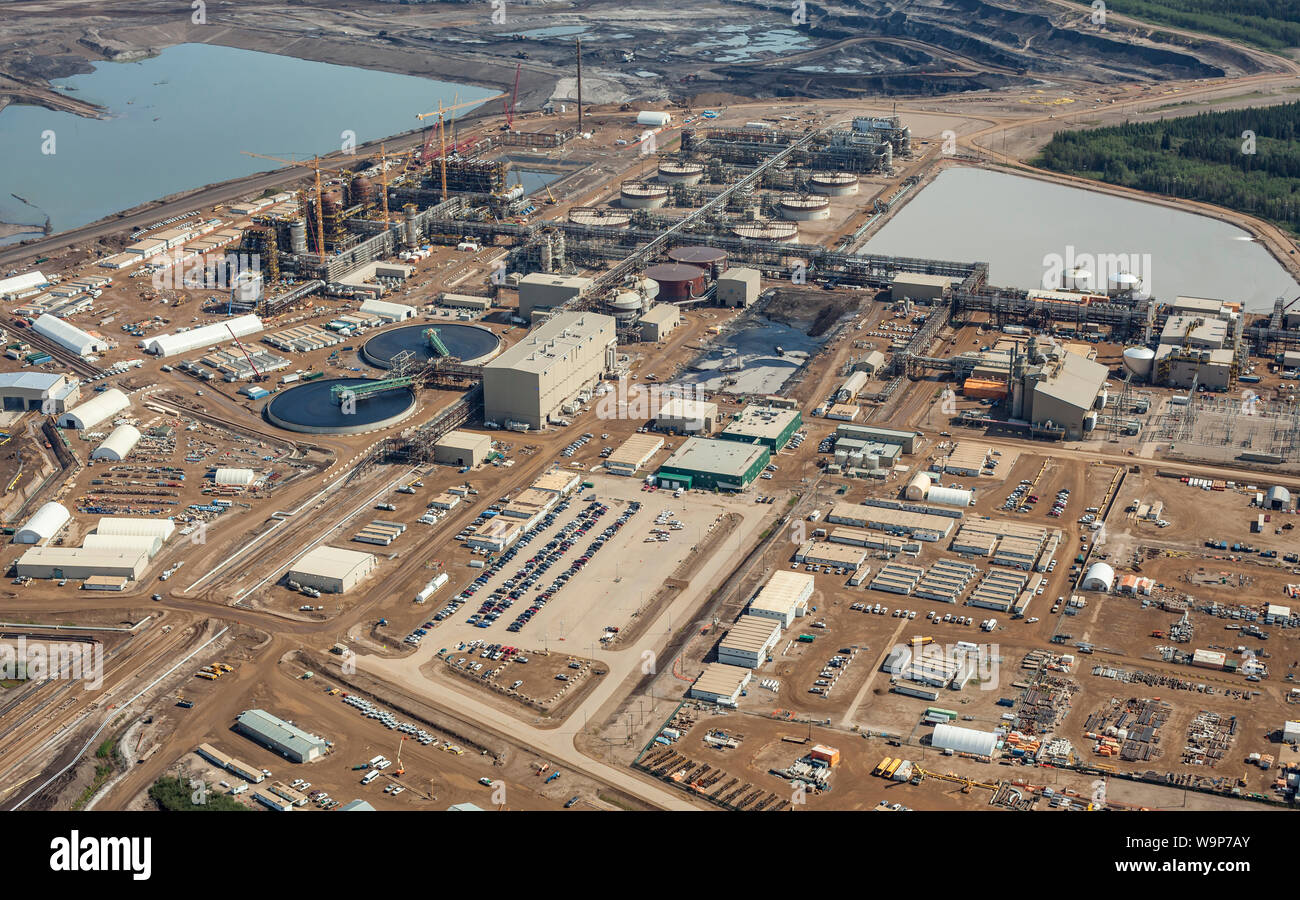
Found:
14,501 -> 70,544
931,722 -> 999,757
91,424 -> 142,461
1082,562 -> 1116,592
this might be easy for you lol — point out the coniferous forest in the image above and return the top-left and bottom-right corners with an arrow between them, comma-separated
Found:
1033,101 -> 1300,236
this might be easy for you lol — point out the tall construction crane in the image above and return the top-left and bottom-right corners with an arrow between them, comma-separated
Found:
226,323 -> 263,381
505,63 -> 521,131
416,95 -> 504,202
395,736 -> 405,776
241,151 -> 349,258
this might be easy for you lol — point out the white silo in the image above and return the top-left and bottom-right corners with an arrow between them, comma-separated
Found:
1122,347 -> 1155,380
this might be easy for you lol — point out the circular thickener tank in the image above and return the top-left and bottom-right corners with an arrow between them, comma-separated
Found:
645,263 -> 707,301
636,277 -> 660,301
808,172 -> 859,197
777,195 -> 831,221
568,207 -> 631,228
265,377 -> 417,435
657,162 -> 705,185
732,221 -> 799,243
362,323 -> 502,369
620,182 -> 669,209
669,246 -> 728,276
1122,346 -> 1155,379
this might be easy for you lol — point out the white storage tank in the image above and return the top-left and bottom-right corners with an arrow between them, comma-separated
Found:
777,195 -> 831,221
656,162 -> 704,185
808,172 -> 859,197
619,182 -> 669,209
1063,267 -> 1092,291
1122,346 -> 1155,379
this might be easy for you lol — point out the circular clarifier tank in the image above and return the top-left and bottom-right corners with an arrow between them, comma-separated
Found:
265,377 -> 417,435
361,323 -> 502,369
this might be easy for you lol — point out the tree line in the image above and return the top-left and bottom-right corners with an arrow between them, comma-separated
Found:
1034,101 -> 1300,236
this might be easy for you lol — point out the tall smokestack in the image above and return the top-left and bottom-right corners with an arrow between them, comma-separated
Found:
576,37 -> 584,133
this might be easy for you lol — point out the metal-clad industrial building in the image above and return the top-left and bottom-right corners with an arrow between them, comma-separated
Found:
433,430 -> 493,467
834,424 -> 917,454
517,274 -> 592,319
58,388 -> 130,430
604,433 -> 664,476
655,396 -> 718,434
482,312 -> 616,429
0,372 -> 80,413
717,615 -> 781,669
747,570 -> 813,626
91,424 -> 142,461
16,547 -> 149,580
639,304 -> 680,342
688,662 -> 752,704
716,267 -> 760,308
719,405 -> 802,452
1025,352 -> 1107,440
655,437 -> 770,491
14,501 -> 71,544
891,273 -> 951,302
234,708 -> 329,762
359,299 -> 415,321
287,546 -> 376,593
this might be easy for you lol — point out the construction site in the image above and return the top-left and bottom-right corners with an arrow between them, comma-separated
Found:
0,0 -> 1299,835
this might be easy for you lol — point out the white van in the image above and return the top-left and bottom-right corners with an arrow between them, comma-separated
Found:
361,770 -> 380,785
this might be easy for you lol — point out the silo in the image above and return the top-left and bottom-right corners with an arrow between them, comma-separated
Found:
1122,346 -> 1155,380
289,220 -> 308,255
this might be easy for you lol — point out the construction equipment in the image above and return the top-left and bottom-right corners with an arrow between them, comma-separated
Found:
226,324 -> 262,381
505,62 -> 521,130
416,95 -> 504,202
395,736 -> 405,776
240,151 -> 350,258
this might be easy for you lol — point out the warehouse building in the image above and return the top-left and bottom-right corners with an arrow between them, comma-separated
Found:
794,539 -> 868,571
719,405 -> 802,452
746,570 -> 813,627
32,314 -> 109,356
14,501 -> 71,545
688,662 -> 752,705
834,424 -> 917,454
434,430 -> 493,468
717,615 -> 781,669
827,502 -> 954,541
604,433 -> 664,476
234,709 -> 328,763
91,424 -> 142,461
655,396 -> 718,434
58,388 -> 130,430
0,372 -> 80,414
16,547 -> 149,580
482,312 -> 616,429
891,273 -> 952,302
716,267 -> 760,308
1014,347 -> 1108,440
96,516 -> 175,541
517,274 -> 592,319
531,469 -> 580,497
836,371 -> 869,403
931,722 -> 999,757
359,298 -> 416,321
639,304 -> 680,342
143,314 -> 263,357
287,546 -> 376,593
655,437 -> 770,491
466,519 -> 521,552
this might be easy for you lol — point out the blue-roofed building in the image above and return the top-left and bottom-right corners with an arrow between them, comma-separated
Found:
234,709 -> 329,763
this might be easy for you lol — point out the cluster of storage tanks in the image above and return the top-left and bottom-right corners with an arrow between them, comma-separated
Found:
605,277 -> 661,325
